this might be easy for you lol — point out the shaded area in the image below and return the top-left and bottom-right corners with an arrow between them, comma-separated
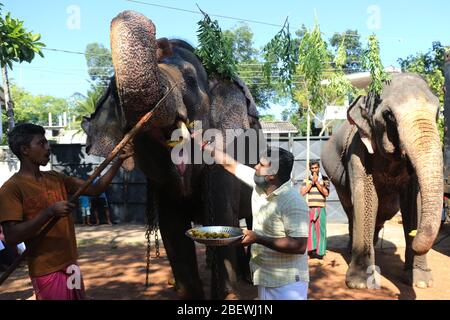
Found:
1,224 -> 449,300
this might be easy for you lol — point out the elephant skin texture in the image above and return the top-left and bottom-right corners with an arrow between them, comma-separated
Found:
321,73 -> 442,289
82,11 -> 261,299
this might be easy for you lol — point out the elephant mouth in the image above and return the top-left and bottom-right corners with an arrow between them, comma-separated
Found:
147,120 -> 192,179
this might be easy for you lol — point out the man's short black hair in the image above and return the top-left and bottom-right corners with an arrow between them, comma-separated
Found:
310,160 -> 320,168
264,147 -> 294,185
7,123 -> 45,159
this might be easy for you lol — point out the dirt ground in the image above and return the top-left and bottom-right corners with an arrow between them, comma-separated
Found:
1,220 -> 449,300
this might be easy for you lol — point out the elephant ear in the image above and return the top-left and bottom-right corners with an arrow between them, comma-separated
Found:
347,94 -> 377,154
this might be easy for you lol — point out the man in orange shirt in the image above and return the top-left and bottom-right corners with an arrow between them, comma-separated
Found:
0,123 -> 132,300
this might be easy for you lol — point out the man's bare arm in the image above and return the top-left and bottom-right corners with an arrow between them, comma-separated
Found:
241,230 -> 307,254
72,144 -> 134,196
1,201 -> 75,246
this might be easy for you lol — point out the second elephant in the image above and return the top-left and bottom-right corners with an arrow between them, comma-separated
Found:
321,73 -> 442,289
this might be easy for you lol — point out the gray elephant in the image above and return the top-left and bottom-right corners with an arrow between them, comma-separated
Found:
82,11 -> 261,299
321,73 -> 442,289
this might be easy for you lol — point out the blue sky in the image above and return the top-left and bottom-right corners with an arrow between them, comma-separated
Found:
4,0 -> 450,118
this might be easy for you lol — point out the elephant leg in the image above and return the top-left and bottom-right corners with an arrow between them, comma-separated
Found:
203,165 -> 246,299
399,180 -> 433,288
334,184 -> 353,253
158,199 -> 204,299
373,223 -> 384,246
346,172 -> 378,289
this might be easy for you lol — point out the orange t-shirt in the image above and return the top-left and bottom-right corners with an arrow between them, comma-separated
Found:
0,171 -> 79,277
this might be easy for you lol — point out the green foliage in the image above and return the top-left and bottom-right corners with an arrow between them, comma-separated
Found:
262,19 -> 298,96
281,103 -> 305,135
85,43 -> 113,87
223,23 -> 275,109
324,38 -> 359,106
398,41 -> 446,104
398,41 -> 448,144
223,23 -> 257,62
195,9 -> 237,80
259,114 -> 275,121
0,5 -> 45,69
329,30 -> 364,72
9,84 -> 70,126
70,89 -> 103,130
296,21 -> 329,113
362,34 -> 390,96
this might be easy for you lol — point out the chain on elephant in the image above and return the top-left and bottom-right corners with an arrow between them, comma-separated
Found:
363,173 -> 375,254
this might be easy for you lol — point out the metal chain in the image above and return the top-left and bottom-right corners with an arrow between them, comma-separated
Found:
145,223 -> 152,287
154,227 -> 160,258
145,183 -> 160,287
363,170 -> 375,255
206,165 -> 221,299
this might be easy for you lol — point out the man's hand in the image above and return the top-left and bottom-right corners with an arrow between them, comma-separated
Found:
312,173 -> 318,185
0,225 -> 5,242
118,142 -> 134,162
241,229 -> 258,246
47,201 -> 76,218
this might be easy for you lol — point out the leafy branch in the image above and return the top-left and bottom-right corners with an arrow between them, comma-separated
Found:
262,18 -> 297,96
363,34 -> 390,96
195,7 -> 237,80
296,21 -> 328,113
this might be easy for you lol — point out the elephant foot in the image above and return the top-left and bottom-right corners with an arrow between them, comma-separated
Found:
406,268 -> 433,289
175,286 -> 205,300
171,278 -> 205,299
345,267 -> 371,289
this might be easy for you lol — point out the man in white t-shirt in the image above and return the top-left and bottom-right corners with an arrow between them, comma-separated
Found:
203,143 -> 309,300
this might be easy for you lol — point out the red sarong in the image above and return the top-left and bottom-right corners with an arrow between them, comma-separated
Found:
31,264 -> 86,300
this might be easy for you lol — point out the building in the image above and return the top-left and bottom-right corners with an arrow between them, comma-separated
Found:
260,120 -> 298,138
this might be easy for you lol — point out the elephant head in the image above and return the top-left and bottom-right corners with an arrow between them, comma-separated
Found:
347,73 -> 442,255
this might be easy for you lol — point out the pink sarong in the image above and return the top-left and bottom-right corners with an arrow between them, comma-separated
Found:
31,264 -> 86,300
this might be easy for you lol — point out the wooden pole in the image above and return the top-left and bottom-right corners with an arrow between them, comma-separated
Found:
0,83 -> 179,286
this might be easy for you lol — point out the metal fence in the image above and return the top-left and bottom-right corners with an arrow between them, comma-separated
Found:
0,138 -> 348,224
267,136 -> 347,223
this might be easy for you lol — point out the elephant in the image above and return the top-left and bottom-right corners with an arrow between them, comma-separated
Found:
321,73 -> 443,289
81,10 -> 262,299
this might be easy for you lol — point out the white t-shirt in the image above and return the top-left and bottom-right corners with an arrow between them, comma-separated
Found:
234,163 -> 310,287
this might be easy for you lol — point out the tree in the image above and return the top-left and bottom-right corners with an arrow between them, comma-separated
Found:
398,41 -> 448,144
259,114 -> 275,121
71,89 -> 102,130
224,23 -> 275,109
398,41 -> 446,103
223,23 -> 257,62
9,84 -> 70,126
329,30 -> 364,72
85,42 -> 114,89
0,3 -> 45,131
362,34 -> 390,96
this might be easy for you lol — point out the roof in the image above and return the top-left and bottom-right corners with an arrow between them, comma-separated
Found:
260,121 -> 298,134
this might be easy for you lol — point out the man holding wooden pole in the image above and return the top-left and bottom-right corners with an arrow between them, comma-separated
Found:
0,123 -> 132,300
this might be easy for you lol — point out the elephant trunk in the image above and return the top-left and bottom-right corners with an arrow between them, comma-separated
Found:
110,11 -> 161,126
397,107 -> 443,255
